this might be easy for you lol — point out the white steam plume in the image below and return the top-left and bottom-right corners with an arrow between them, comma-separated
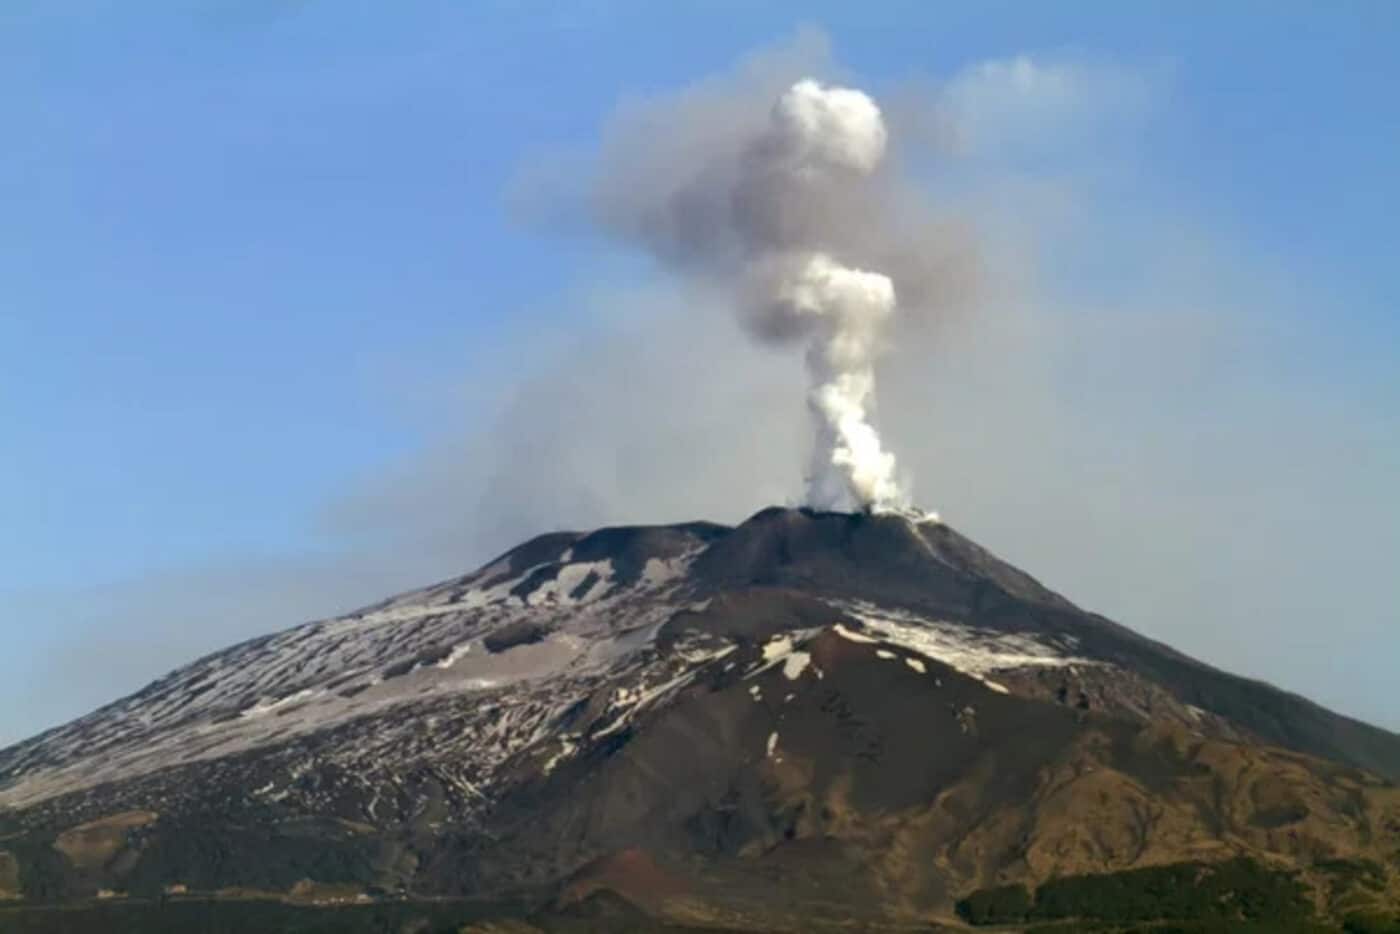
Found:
753,83 -> 905,511
763,250 -> 900,510
587,70 -> 972,515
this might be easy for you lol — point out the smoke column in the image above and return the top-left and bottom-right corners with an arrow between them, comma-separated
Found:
782,252 -> 900,510
590,73 -> 963,514
752,82 -> 905,512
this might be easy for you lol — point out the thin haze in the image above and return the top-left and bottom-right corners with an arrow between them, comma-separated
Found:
2,7 -> 1397,746
581,48 -> 978,511
595,76 -> 917,510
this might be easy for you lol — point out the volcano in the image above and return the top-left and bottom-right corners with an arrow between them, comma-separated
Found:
2,507 -> 1398,931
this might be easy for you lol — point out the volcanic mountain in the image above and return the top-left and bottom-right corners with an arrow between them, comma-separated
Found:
1,507 -> 1398,931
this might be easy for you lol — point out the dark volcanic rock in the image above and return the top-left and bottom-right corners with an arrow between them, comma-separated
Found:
1,507 -> 1397,928
483,621 -> 549,653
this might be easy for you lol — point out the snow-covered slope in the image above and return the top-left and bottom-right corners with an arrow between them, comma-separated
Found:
0,527 -> 713,812
2,507 -> 1398,925
0,512 -> 1102,818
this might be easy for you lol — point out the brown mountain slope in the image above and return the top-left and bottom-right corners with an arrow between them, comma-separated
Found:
0,508 -> 1397,931
467,622 -> 1400,927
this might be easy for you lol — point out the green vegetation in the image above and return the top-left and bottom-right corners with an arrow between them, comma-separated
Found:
955,883 -> 1031,925
1311,858 -> 1397,922
1035,858 -> 1313,924
1342,913 -> 1400,934
1024,924 -> 1341,933
1316,858 -> 1390,901
957,858 -> 1316,927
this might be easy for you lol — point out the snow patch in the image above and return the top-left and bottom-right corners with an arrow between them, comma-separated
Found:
833,622 -> 878,644
745,629 -> 820,681
675,644 -> 738,666
528,560 -> 613,606
840,601 -> 1094,695
762,636 -> 794,662
0,563 -> 704,811
436,643 -> 472,669
461,678 -> 501,690
542,736 -> 577,775
592,662 -> 712,740
240,689 -> 318,719
641,555 -> 690,587
782,652 -> 811,680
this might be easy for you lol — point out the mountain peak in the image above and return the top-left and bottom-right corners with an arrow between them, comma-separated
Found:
2,508 -> 1398,926
694,504 -> 1071,615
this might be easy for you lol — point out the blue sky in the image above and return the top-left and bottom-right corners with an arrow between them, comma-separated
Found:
2,1 -> 1397,745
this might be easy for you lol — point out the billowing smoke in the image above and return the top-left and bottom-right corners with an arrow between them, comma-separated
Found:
758,249 -> 900,509
742,83 -> 904,511
582,58 -> 977,514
